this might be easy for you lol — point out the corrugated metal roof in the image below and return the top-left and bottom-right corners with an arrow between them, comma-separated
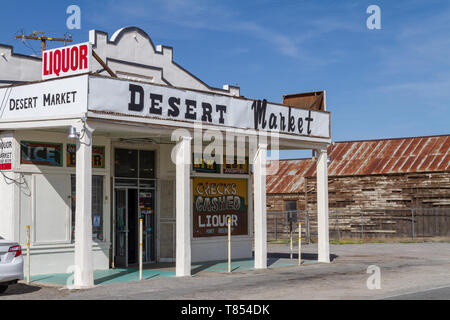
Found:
267,135 -> 450,194
266,159 -> 315,194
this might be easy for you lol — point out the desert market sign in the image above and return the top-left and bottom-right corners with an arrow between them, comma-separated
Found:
193,177 -> 248,237
1,74 -> 330,139
88,76 -> 331,138
0,75 -> 88,121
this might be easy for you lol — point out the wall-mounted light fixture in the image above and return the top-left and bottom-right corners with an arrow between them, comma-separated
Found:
67,126 -> 79,139
68,116 -> 87,140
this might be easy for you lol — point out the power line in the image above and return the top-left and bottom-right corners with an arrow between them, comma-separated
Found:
14,30 -> 73,57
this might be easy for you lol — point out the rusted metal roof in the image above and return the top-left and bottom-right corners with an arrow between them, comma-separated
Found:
266,158 -> 315,194
267,135 -> 450,194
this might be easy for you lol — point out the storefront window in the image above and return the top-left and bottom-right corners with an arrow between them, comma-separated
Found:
114,149 -> 155,179
139,150 -> 155,178
71,175 -> 104,242
115,149 -> 138,178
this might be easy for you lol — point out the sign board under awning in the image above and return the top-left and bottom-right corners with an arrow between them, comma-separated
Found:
0,75 -> 88,121
88,76 -> 331,138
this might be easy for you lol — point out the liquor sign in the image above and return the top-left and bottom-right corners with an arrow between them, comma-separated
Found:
0,135 -> 13,171
223,156 -> 249,175
42,42 -> 91,80
192,153 -> 220,173
67,144 -> 105,168
20,141 -> 62,166
193,177 -> 248,237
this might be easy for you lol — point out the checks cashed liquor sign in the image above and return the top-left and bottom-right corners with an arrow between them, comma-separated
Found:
193,178 -> 248,237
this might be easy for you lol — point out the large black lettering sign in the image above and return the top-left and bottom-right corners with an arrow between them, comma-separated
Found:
251,99 -> 314,134
128,84 -> 227,124
87,77 -> 331,138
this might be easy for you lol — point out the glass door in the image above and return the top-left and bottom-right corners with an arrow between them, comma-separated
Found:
114,189 -> 128,268
139,189 -> 155,262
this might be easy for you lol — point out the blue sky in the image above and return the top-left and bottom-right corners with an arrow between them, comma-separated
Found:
1,0 -> 449,159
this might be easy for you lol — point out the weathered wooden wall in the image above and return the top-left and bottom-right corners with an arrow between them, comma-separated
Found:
266,172 -> 450,240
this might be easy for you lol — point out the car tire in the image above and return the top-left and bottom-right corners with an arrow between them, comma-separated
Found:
0,285 -> 8,294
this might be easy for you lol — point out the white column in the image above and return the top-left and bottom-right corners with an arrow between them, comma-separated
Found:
74,123 -> 94,288
254,143 -> 267,269
316,149 -> 330,263
175,135 -> 192,277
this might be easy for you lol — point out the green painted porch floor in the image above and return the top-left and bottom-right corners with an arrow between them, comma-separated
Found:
30,257 -> 315,286
30,268 -> 175,286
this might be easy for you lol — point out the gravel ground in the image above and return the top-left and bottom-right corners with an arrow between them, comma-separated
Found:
1,242 -> 449,300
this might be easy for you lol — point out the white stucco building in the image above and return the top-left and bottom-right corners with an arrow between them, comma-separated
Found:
0,27 -> 331,288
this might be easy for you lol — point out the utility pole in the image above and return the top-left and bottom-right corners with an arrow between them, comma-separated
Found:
15,31 -> 73,57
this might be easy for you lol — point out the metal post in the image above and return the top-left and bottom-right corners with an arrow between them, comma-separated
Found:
26,225 -> 30,284
139,218 -> 143,280
228,218 -> 231,273
411,208 -> 415,240
289,222 -> 293,260
275,215 -> 278,241
306,210 -> 311,244
361,212 -> 364,240
286,212 -> 289,246
298,222 -> 302,266
335,210 -> 341,241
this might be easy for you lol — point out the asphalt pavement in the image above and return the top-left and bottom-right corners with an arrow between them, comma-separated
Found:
1,242 -> 449,300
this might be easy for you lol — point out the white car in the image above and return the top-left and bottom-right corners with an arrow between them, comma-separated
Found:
0,236 -> 24,294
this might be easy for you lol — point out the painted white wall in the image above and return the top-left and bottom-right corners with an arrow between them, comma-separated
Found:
158,144 -> 176,261
0,169 -> 14,240
0,131 -> 18,241
89,27 -> 240,96
26,243 -> 109,276
10,130 -> 111,275
0,46 -> 41,86
192,237 -> 252,262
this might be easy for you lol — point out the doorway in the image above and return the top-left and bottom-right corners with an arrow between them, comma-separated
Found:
113,148 -> 157,268
114,187 -> 155,267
